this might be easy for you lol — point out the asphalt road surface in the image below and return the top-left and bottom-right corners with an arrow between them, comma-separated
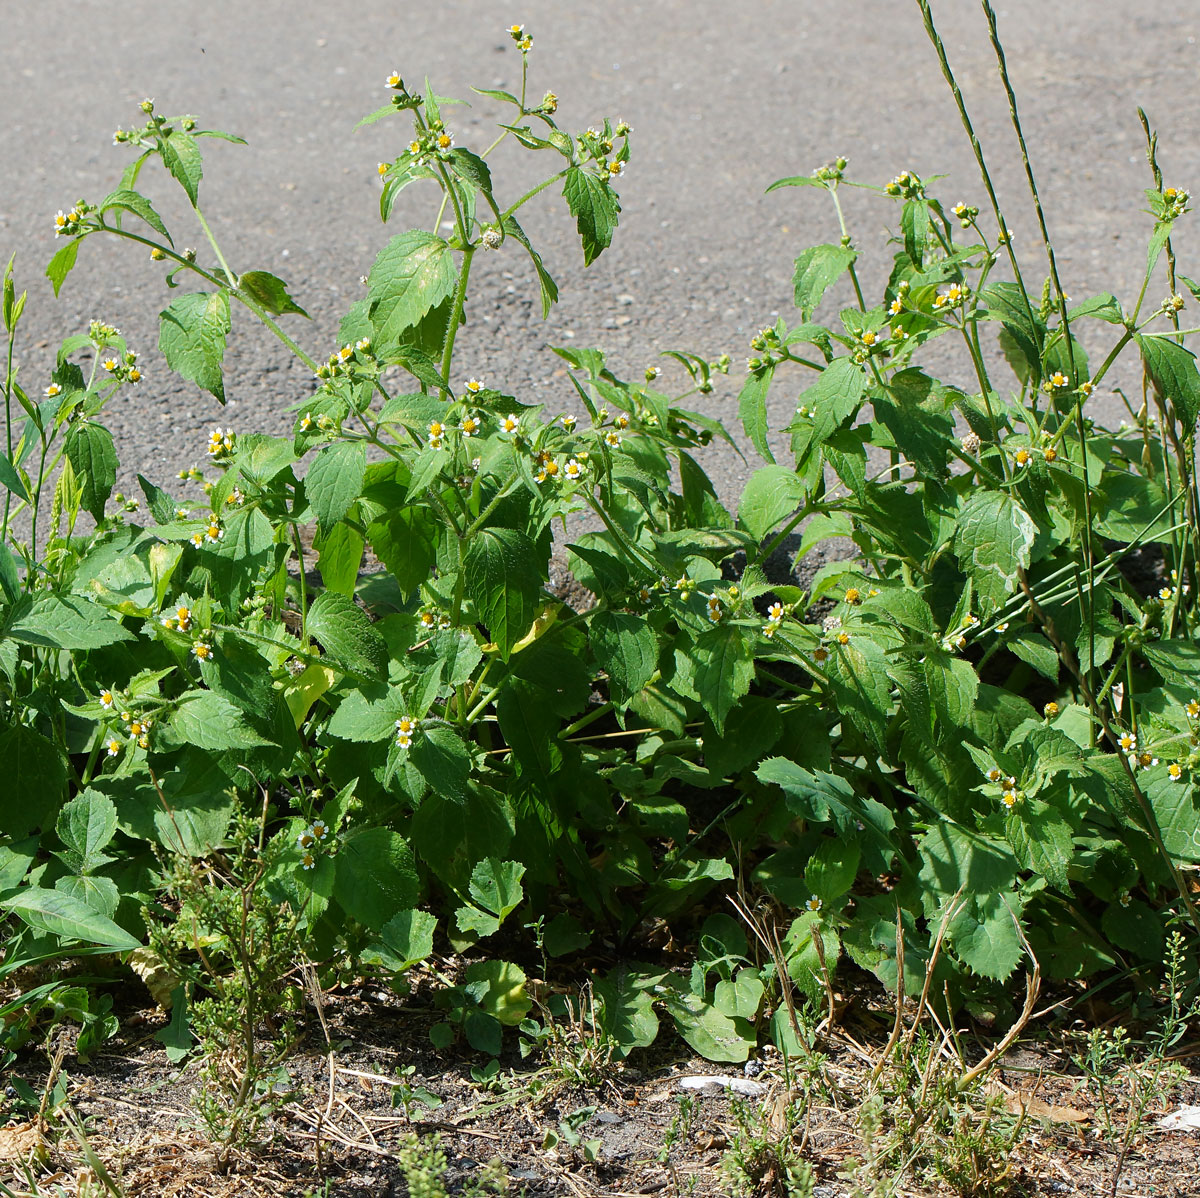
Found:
3,1 -> 1199,519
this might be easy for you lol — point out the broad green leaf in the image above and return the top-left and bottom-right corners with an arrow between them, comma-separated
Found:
159,130 -> 203,205
363,909 -> 438,972
2,887 -> 140,951
0,723 -> 67,837
0,543 -> 18,603
64,422 -> 118,521
464,959 -> 533,1026
99,188 -> 173,245
806,839 -> 860,905
367,505 -> 439,600
689,626 -> 754,734
333,827 -> 419,931
408,724 -> 472,803
594,965 -> 660,1056
306,440 -> 366,533
457,858 -> 526,937
827,634 -> 893,755
46,238 -> 80,297
738,464 -> 804,541
368,230 -> 458,342
326,688 -> 402,743
159,291 -> 231,403
166,690 -> 272,751
55,790 -> 118,874
55,874 -> 120,920
954,491 -> 1036,610
238,269 -> 308,317
1137,333 -> 1200,431
804,356 -> 867,448
589,611 -> 657,704
0,450 -> 30,506
410,787 -> 515,893
1142,640 -> 1200,686
464,527 -> 542,658
792,244 -> 856,318
307,590 -> 388,678
1067,294 -> 1123,324
664,990 -> 751,1063
980,282 -> 1044,382
755,759 -> 895,851
563,167 -> 620,265
6,593 -> 134,650
901,198 -> 931,265
1008,632 -> 1060,681
947,893 -> 1023,981
737,363 -> 775,463
138,473 -> 178,525
315,520 -> 365,596
1145,772 -> 1200,863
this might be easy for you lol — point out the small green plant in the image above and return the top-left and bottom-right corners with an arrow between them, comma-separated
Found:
721,1095 -> 813,1198
394,1131 -> 508,1198
542,1105 -> 603,1165
145,790 -> 307,1164
658,1093 -> 697,1165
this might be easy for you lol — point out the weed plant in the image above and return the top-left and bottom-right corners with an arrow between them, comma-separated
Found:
0,5 -> 1199,1167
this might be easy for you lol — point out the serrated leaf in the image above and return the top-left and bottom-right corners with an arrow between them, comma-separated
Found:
464,528 -> 542,658
1137,333 -> 1200,431
307,590 -> 388,678
1067,293 -> 1123,324
367,505 -> 439,600
46,239 -> 80,297
0,723 -> 67,838
690,626 -> 754,735
737,364 -> 775,463
947,893 -> 1023,981
159,130 -> 203,206
1008,632 -> 1060,681
738,464 -> 805,542
306,440 -> 366,533
363,909 -> 438,972
2,887 -> 140,951
563,167 -> 620,266
589,611 -> 657,704
167,690 -> 272,751
238,270 -> 308,317
368,231 -> 458,343
755,759 -> 895,850
502,216 -> 558,317
64,422 -> 118,521
159,291 -> 231,403
55,790 -> 118,874
99,188 -> 174,246
803,356 -> 868,448
954,491 -> 1036,610
6,592 -> 134,650
333,827 -> 419,932
138,474 -> 178,525
792,244 -> 856,319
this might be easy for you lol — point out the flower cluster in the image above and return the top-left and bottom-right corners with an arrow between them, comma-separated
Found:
191,630 -> 215,662
507,22 -> 533,51
207,426 -> 235,460
763,600 -> 785,639
1162,186 -> 1191,218
189,517 -> 224,548
53,203 -> 90,237
933,281 -> 967,310
314,338 -> 374,382
101,349 -> 142,385
297,817 -> 332,871
576,120 -> 631,187
160,604 -> 193,633
884,170 -> 923,199
98,689 -> 155,755
394,715 -> 420,749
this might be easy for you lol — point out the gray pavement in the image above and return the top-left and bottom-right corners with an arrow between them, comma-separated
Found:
2,1 -> 1199,512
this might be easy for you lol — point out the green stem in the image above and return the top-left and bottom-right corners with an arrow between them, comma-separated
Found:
439,246 -> 475,399
501,169 -> 571,222
194,206 -> 238,287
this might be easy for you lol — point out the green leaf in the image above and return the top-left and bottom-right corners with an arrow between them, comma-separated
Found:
64,422 -> 118,521
99,188 -> 173,245
6,593 -> 134,650
756,759 -> 895,851
1137,333 -> 1200,431
0,724 -> 67,838
803,357 -> 867,448
457,858 -> 526,937
166,690 -> 272,751
501,216 -> 558,317
55,790 -> 118,874
333,827 -> 419,932
0,450 -> 30,506
46,238 -> 80,298
159,130 -> 203,206
663,990 -> 751,1063
954,491 -> 1036,610
1067,293 -> 1123,324
464,528 -> 543,658
307,590 -> 388,678
159,291 -> 231,403
408,725 -> 472,804
947,893 -> 1023,982
737,363 -> 775,463
367,505 -> 439,600
464,959 -> 533,1026
594,966 -> 660,1056
368,230 -> 458,342
589,611 -> 657,704
1146,773 -> 1200,863
138,474 -> 178,525
738,464 -> 805,542
2,887 -> 140,951
792,244 -> 857,319
315,521 -> 365,596
1142,640 -> 1200,686
563,167 -> 620,265
689,627 -> 754,735
238,270 -> 308,317
156,985 -> 193,1063
1008,632 -> 1060,681
363,909 -> 438,973
0,543 -> 18,603
900,199 -> 931,266
306,440 -> 366,533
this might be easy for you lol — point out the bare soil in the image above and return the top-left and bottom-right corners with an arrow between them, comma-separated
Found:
3,973 -> 1199,1198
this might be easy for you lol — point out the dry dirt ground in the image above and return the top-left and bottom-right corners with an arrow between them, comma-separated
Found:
2,972 -> 1199,1198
